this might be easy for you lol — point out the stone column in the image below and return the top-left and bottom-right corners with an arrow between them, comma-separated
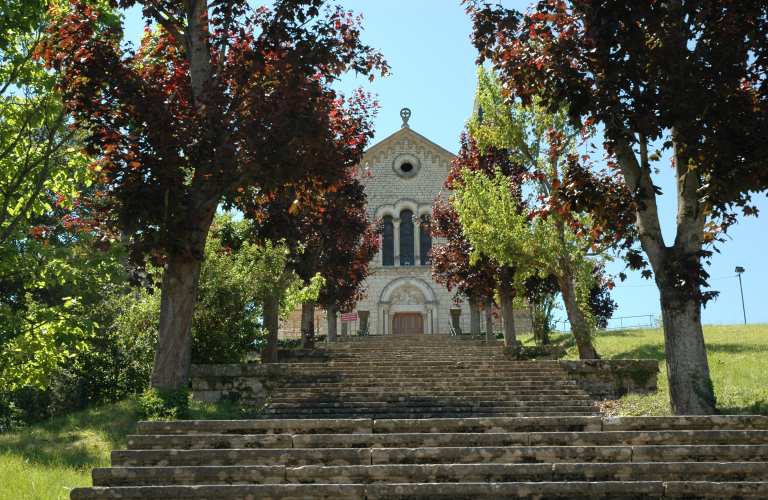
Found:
393,219 -> 401,267
427,309 -> 433,334
378,306 -> 384,335
388,311 -> 395,335
420,312 -> 427,334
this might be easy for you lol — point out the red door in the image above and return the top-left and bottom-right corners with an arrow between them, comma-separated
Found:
393,313 -> 423,334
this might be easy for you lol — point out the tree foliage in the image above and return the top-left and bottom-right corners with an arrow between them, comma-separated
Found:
465,0 -> 768,413
42,0 -> 387,388
458,70 -> 630,358
0,1 -> 129,391
432,134 -> 559,346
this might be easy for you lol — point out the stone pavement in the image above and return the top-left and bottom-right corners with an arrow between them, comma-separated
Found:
72,335 -> 768,499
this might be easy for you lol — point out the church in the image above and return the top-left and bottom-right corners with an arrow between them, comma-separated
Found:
348,108 -> 468,336
281,109 -> 531,339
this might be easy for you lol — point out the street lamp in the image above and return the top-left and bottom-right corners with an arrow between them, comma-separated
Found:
735,267 -> 746,325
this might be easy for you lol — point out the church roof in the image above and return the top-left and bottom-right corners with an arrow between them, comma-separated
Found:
364,113 -> 456,161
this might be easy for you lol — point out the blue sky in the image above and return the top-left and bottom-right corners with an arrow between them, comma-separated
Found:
121,1 -> 767,326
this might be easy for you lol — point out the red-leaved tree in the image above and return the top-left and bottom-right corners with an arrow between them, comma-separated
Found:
466,0 -> 768,413
244,168 -> 380,358
43,0 -> 388,389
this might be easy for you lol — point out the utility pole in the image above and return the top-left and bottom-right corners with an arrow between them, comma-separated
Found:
735,267 -> 746,325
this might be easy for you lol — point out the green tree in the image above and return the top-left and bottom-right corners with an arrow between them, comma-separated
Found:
0,0 -> 125,391
459,69 -> 629,358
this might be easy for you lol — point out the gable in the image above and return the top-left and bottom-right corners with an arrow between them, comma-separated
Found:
361,127 -> 455,171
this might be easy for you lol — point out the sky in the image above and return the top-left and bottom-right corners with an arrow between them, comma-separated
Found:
121,1 -> 768,326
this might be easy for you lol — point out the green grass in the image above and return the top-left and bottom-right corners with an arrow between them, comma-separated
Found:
0,397 -> 254,499
518,323 -> 768,417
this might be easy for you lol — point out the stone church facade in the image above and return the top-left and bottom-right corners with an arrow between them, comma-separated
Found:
330,109 -> 470,335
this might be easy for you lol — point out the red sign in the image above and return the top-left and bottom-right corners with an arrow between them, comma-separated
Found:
340,313 -> 358,323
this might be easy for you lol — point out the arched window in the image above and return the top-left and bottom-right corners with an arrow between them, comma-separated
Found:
419,214 -> 432,265
400,210 -> 414,266
382,215 -> 394,266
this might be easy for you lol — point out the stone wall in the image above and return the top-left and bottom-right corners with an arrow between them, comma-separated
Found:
559,359 -> 660,400
191,364 -> 284,406
503,345 -> 567,360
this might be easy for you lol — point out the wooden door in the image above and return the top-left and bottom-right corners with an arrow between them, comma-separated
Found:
393,313 -> 423,334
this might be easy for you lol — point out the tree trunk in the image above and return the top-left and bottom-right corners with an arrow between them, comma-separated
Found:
531,302 -> 551,346
482,299 -> 494,341
150,205 -> 216,390
301,299 -> 316,349
327,306 -> 338,342
260,297 -> 280,364
613,134 -> 716,414
659,284 -> 715,414
498,288 -> 517,347
469,297 -> 481,336
558,267 -> 598,359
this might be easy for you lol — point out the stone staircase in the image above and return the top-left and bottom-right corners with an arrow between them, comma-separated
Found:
261,335 -> 598,419
72,335 -> 768,499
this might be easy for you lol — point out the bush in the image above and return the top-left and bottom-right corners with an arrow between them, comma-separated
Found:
191,241 -> 262,365
75,288 -> 160,407
138,385 -> 190,420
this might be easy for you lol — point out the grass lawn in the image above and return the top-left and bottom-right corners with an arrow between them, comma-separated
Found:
0,397 -> 249,500
518,323 -> 768,417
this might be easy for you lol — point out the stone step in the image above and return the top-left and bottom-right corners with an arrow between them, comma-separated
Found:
137,419 -> 372,436
92,462 -> 768,487
289,462 -> 768,484
276,379 -> 577,387
269,394 -> 592,403
272,389 -> 590,398
70,481 -> 768,499
366,481 -> 768,499
92,465 -> 285,486
111,448 -> 372,467
259,412 -> 602,420
134,429 -> 709,452
126,434 -> 295,450
259,408 -> 600,418
71,484 -> 365,499
279,374 -> 571,381
275,382 -> 582,392
602,415 -> 768,432
264,401 -> 596,410
114,444 -> 768,467
140,416 -> 767,437
370,444 -> 768,465
372,416 -> 768,434
289,430 -> 768,449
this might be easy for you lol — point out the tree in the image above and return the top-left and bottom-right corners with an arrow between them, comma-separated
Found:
467,0 -> 768,413
433,134 -> 559,346
245,170 -> 380,349
0,2 -> 127,390
461,69 -> 632,359
43,0 -> 387,389
588,265 -> 618,331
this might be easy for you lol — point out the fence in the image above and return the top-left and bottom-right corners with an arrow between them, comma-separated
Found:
555,314 -> 656,333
